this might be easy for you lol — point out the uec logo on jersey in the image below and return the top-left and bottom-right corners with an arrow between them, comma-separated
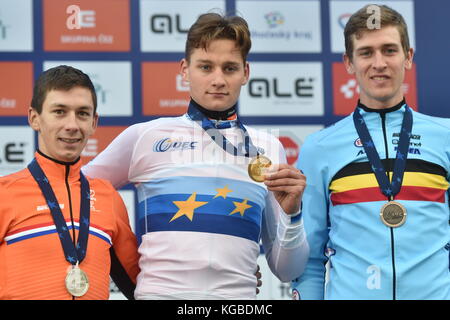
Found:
153,138 -> 198,152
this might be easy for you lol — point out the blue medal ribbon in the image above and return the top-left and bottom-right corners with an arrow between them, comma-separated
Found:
187,99 -> 259,157
353,105 -> 413,199
28,158 -> 90,265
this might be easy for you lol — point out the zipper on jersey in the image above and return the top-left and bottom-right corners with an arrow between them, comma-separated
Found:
380,112 -> 397,300
65,164 -> 76,300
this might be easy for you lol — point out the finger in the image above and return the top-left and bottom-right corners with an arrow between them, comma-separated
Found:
265,178 -> 306,191
266,186 -> 305,196
265,167 -> 304,180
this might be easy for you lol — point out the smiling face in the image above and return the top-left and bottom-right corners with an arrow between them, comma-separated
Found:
28,87 -> 98,162
180,39 -> 249,112
344,26 -> 414,109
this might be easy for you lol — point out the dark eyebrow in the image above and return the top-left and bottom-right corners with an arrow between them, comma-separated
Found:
196,59 -> 212,64
49,103 -> 93,111
356,43 -> 400,52
195,59 -> 241,66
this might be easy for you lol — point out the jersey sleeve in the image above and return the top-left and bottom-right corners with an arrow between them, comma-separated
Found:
0,185 -> 14,244
260,137 -> 309,283
109,187 -> 140,299
82,124 -> 141,189
291,133 -> 330,300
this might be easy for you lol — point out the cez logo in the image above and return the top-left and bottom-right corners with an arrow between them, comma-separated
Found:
66,5 -> 96,30
153,138 -> 198,152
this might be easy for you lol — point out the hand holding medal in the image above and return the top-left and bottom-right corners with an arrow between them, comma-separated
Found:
261,163 -> 306,215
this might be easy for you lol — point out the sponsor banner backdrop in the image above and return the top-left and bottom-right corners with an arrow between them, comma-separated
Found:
330,0 -> 415,53
81,126 -> 128,164
253,125 -> 324,166
239,62 -> 324,116
43,0 -> 130,51
0,126 -> 35,176
0,62 -> 33,116
142,62 -> 190,116
43,61 -> 133,117
1,0 -> 449,301
140,0 -> 225,52
0,0 -> 33,52
237,0 -> 322,53
332,62 -> 418,115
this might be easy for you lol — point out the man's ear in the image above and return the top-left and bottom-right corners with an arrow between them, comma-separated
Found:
404,48 -> 414,70
180,58 -> 189,83
91,112 -> 99,132
28,107 -> 40,132
242,61 -> 250,86
343,53 -> 355,74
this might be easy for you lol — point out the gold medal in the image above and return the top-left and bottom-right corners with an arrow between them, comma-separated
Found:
65,263 -> 89,297
248,155 -> 272,182
380,201 -> 407,228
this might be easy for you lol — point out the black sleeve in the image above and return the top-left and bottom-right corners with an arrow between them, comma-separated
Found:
109,247 -> 136,300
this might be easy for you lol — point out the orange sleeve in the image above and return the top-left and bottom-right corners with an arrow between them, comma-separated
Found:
110,188 -> 140,284
0,184 -> 15,244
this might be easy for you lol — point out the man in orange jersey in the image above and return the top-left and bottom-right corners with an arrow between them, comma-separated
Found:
0,65 -> 140,300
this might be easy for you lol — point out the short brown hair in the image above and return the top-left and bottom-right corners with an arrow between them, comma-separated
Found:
31,65 -> 97,114
344,4 -> 410,61
185,13 -> 251,63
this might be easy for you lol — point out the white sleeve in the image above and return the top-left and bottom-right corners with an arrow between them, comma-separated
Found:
82,124 -> 141,189
260,139 -> 309,283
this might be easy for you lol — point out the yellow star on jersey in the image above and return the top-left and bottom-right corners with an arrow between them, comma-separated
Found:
170,192 -> 208,222
229,199 -> 252,217
213,185 -> 233,199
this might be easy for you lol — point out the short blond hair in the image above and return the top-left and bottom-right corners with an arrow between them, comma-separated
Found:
185,13 -> 251,63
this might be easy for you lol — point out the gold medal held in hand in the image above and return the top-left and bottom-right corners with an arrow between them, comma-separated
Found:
380,201 -> 407,228
248,155 -> 272,182
65,263 -> 89,297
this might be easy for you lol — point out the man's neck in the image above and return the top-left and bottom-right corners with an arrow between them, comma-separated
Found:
358,98 -> 406,113
191,99 -> 237,120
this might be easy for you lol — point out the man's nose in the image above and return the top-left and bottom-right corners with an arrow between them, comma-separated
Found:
372,51 -> 387,70
64,112 -> 80,132
211,69 -> 226,87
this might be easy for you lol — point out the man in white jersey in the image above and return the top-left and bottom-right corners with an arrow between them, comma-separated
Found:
83,13 -> 309,299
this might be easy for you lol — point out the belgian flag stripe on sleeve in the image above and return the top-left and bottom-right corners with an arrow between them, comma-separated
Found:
329,159 -> 449,206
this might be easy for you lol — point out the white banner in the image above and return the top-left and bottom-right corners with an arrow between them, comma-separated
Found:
237,0 -> 321,53
0,126 -> 34,176
44,61 -> 133,117
330,0 -> 416,53
0,0 -> 33,51
140,0 -> 225,52
239,62 -> 324,116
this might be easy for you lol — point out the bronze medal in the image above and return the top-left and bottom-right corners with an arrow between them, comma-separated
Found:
380,201 -> 407,228
248,155 -> 272,182
65,264 -> 89,297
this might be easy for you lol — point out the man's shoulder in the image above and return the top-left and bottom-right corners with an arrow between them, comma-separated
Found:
86,175 -> 116,192
0,167 -> 31,189
305,115 -> 354,145
130,115 -> 190,136
413,110 -> 450,130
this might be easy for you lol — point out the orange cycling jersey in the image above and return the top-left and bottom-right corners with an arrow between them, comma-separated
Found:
0,151 -> 140,300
